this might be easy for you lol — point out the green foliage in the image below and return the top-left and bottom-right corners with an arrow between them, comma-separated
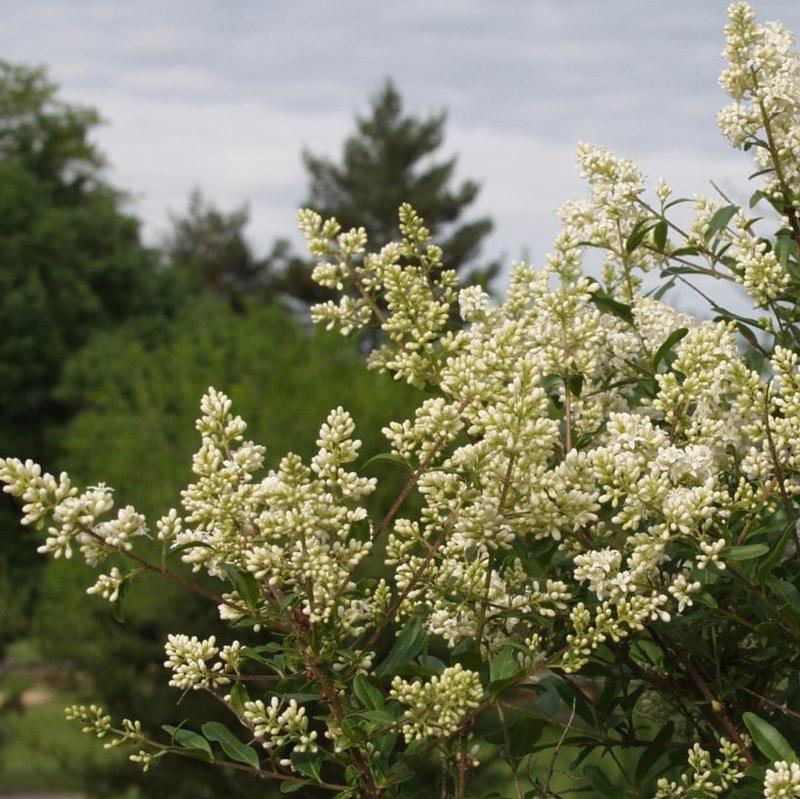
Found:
27,298 -> 415,798
0,60 -> 177,658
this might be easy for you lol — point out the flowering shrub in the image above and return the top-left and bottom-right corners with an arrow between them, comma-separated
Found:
4,3 -> 800,797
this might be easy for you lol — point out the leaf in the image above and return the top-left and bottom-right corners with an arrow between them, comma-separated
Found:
533,676 -> 560,718
635,722 -> 674,784
228,682 -> 250,715
758,522 -> 796,578
669,246 -> 700,257
652,220 -> 668,252
565,373 -> 584,397
353,675 -> 385,711
508,717 -> 545,758
490,645 -> 518,686
417,654 -> 446,675
774,235 -> 794,268
742,712 -> 796,763
583,764 -> 624,799
201,721 -> 260,769
361,452 -> 412,472
625,219 -> 654,253
162,725 -> 213,761
727,543 -> 770,561
591,294 -> 634,325
292,750 -> 323,782
356,709 -> 397,725
770,578 -> 800,617
374,617 -> 426,678
279,781 -> 306,793
651,275 -> 676,301
750,189 -> 768,208
222,564 -> 261,613
652,328 -> 688,369
704,204 -> 738,242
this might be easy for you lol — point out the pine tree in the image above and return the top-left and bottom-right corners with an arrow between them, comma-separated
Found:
275,79 -> 497,303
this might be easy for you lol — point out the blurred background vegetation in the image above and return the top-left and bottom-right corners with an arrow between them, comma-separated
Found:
0,59 -> 499,796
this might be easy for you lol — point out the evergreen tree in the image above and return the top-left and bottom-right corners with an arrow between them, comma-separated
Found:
305,80 -> 495,278
165,189 -> 268,308
274,79 -> 497,304
0,60 -> 170,459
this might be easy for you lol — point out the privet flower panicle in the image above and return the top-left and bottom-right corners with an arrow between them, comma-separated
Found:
764,761 -> 800,799
243,697 -> 319,760
390,664 -> 483,742
163,634 -> 229,691
655,738 -> 747,798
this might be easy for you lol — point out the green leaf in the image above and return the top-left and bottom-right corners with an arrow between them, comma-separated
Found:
591,294 -> 634,325
727,543 -> 770,561
292,750 -> 323,781
652,220 -> 668,252
162,725 -> 213,761
583,764 -> 625,799
355,709 -> 397,725
222,564 -> 261,613
565,373 -> 584,397
228,682 -> 250,715
770,578 -> 800,616
361,452 -> 412,472
508,718 -> 544,758
635,722 -> 674,784
774,235 -> 794,268
279,781 -> 306,793
625,219 -> 654,253
490,645 -> 518,686
652,327 -> 688,369
750,189 -> 768,208
704,204 -> 738,242
201,721 -> 260,769
374,617 -> 426,678
758,521 -> 796,578
742,712 -> 796,763
353,675 -> 385,711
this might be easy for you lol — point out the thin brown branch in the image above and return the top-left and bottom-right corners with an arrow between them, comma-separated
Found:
542,699 -> 577,798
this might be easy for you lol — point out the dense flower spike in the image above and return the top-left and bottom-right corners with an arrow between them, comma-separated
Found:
390,664 -> 483,742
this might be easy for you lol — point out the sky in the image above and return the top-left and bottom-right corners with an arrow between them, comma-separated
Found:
3,0 -> 800,311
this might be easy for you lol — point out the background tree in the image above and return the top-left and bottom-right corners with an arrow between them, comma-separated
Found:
0,61 -> 174,652
277,79 -> 497,304
165,189 -> 267,309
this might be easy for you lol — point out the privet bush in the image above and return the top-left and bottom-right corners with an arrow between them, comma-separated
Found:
4,4 -> 800,797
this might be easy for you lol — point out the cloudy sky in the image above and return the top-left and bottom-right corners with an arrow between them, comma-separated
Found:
3,1 -> 800,309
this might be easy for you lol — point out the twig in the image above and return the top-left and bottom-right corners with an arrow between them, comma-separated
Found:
542,699 -> 577,798
742,687 -> 800,721
496,702 -> 525,799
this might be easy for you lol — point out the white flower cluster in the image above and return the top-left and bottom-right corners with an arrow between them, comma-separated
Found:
66,705 -> 152,771
243,697 -> 318,765
167,389 -> 379,628
728,217 -> 789,306
300,203 -> 459,388
86,567 -> 124,602
390,664 -> 483,742
0,458 -> 149,570
764,761 -> 800,799
718,3 -> 800,198
163,633 -> 232,691
65,704 -> 112,738
655,738 -> 747,798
